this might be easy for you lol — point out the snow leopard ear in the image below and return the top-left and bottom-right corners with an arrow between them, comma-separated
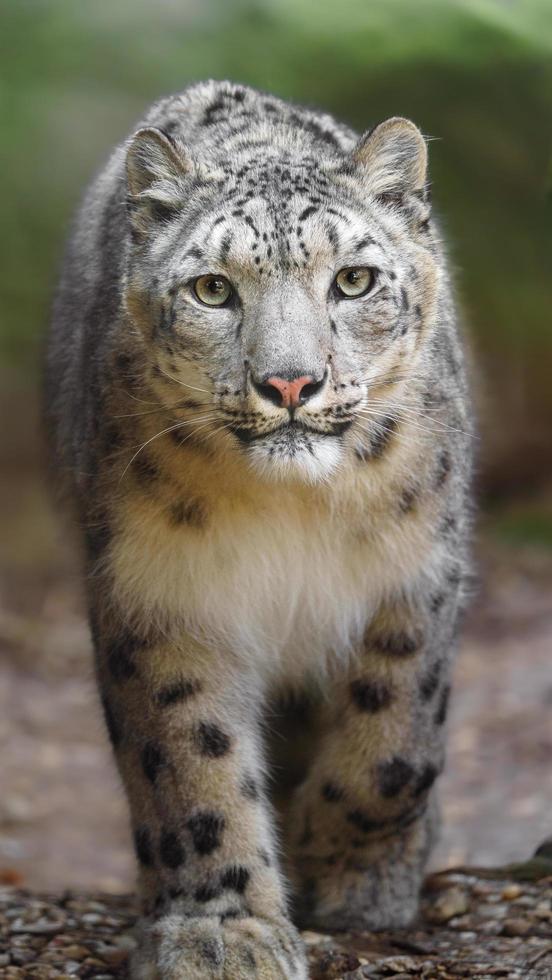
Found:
351,117 -> 428,202
126,127 -> 190,195
125,127 -> 192,232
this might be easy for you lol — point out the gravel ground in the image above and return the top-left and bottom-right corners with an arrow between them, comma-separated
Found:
1,857 -> 551,979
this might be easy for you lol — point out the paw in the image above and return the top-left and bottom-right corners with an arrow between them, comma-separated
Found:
294,861 -> 421,933
131,915 -> 224,980
223,915 -> 306,979
130,913 -> 307,980
298,888 -> 419,932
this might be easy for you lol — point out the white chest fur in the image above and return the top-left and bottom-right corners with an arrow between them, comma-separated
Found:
111,468 -> 440,688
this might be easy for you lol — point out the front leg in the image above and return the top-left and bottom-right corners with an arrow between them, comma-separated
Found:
93,607 -> 306,979
286,585 -> 457,932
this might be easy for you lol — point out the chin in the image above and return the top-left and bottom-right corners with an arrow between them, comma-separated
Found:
245,432 -> 344,485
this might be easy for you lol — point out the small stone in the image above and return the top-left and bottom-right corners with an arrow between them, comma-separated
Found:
63,961 -> 81,975
501,884 -> 523,901
87,901 -> 107,912
515,895 -> 536,907
479,919 -> 502,935
62,944 -> 89,960
476,902 -> 507,919
100,945 -> 130,967
113,932 -> 136,952
425,886 -> 470,923
312,947 -> 360,976
81,912 -> 102,925
485,892 -> 505,904
380,955 -> 419,972
10,950 -> 35,965
472,882 -> 494,897
449,914 -> 471,928
501,917 -> 531,937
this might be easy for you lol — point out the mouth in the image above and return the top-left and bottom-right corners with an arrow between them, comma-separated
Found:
231,417 -> 353,445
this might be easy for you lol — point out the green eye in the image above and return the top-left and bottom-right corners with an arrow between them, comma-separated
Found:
335,266 -> 374,298
193,274 -> 233,307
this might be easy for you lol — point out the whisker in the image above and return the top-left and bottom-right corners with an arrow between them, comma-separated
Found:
363,376 -> 418,392
355,380 -> 475,439
357,400 -> 443,438
114,407 -> 178,420
357,410 -> 441,439
113,401 -> 209,420
118,388 -> 162,407
165,418 -> 229,452
118,415 -> 221,481
201,421 -> 236,443
155,365 -> 212,396
358,371 -> 475,438
117,385 -> 209,411
353,416 -> 410,448
380,401 -> 475,439
359,367 -> 421,385
366,372 -> 409,383
358,407 -> 474,441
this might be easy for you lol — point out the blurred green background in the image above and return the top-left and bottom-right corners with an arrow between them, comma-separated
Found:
1,0 -> 551,515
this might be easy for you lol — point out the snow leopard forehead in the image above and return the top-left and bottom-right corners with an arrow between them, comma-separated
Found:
128,80 -> 430,288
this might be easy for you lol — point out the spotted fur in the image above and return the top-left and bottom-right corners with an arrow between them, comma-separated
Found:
45,80 -> 473,979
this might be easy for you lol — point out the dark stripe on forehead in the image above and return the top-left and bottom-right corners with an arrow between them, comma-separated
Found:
325,222 -> 340,253
185,245 -> 205,261
326,207 -> 347,219
202,97 -> 225,126
233,138 -> 278,154
218,232 -> 233,262
151,194 -> 226,270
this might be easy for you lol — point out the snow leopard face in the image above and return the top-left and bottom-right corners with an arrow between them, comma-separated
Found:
124,82 -> 437,482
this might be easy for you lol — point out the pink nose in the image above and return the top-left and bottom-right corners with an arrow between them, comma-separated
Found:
264,375 -> 316,409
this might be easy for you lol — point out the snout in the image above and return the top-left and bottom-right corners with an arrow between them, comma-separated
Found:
250,370 -> 328,409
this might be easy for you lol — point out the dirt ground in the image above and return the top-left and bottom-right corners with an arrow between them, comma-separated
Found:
1,467 -> 551,895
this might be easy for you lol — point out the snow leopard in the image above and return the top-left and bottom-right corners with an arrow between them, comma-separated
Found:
44,80 -> 473,979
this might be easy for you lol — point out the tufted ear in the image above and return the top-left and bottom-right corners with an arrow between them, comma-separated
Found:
125,127 -> 192,233
351,117 -> 428,200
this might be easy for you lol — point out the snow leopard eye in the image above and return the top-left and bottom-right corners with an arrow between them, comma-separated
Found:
334,267 -> 375,299
193,274 -> 233,307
